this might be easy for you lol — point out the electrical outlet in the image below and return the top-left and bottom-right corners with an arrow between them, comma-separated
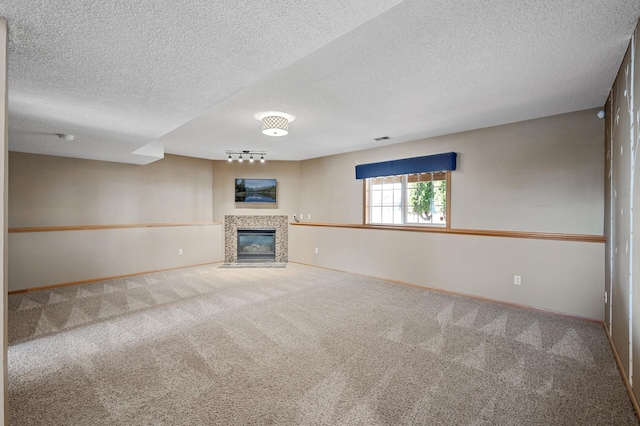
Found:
308,214 -> 311,220
513,275 -> 521,285
178,249 -> 183,255
315,248 -> 319,254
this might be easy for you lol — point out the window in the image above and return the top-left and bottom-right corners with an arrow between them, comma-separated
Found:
365,171 -> 449,226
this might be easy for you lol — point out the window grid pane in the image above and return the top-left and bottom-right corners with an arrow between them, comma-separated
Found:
367,172 -> 447,226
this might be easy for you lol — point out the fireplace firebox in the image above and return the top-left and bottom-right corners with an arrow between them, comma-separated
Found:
236,229 -> 276,262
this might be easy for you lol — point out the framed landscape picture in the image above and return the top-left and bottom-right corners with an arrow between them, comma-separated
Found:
235,178 -> 277,203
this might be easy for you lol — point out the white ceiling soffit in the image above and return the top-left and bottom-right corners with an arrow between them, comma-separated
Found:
4,1 -> 640,164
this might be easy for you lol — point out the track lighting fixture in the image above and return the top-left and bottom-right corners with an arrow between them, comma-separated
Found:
225,150 -> 267,163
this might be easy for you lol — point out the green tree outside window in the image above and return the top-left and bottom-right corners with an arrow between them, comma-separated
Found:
409,180 -> 446,221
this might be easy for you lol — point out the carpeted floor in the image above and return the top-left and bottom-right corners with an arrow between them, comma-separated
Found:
8,263 -> 639,425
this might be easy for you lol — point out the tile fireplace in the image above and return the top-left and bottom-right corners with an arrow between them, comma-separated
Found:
224,215 -> 288,263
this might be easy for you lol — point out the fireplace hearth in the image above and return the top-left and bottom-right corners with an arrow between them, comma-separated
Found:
237,229 -> 276,262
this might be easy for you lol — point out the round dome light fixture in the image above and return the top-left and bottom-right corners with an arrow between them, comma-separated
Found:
255,111 -> 295,137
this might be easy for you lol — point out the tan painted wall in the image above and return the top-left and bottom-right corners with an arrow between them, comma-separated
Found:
8,153 -> 221,291
299,109 -> 604,235
9,225 -> 221,291
9,153 -> 214,227
291,109 -> 606,321
290,226 -> 604,319
8,154 -> 306,291
212,160 -> 301,221
607,20 -> 639,402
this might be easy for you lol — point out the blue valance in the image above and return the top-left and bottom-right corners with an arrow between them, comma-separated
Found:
355,152 -> 457,180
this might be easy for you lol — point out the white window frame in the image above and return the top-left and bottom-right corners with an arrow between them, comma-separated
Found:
364,170 -> 450,228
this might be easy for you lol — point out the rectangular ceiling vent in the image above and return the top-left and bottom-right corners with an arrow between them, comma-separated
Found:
373,136 -> 390,141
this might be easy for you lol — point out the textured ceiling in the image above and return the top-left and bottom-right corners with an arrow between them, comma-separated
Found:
3,0 -> 640,164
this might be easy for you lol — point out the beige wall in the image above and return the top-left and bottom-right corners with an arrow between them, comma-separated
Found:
606,21 -> 639,402
9,225 -> 221,291
291,109 -> 606,321
212,160 -> 301,221
300,109 -> 604,235
290,226 -> 604,319
8,153 -> 305,291
9,153 -> 214,227
8,153 -> 221,291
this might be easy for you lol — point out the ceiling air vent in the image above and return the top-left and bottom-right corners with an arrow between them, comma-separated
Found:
373,136 -> 390,141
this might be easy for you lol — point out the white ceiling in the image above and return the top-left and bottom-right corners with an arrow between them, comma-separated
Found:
3,0 -> 639,164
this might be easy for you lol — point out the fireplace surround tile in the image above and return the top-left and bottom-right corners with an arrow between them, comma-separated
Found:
224,215 -> 288,263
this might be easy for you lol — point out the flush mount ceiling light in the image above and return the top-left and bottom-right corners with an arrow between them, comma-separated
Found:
255,111 -> 295,137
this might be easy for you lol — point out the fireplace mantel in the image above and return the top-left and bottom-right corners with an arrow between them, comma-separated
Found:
224,215 -> 288,263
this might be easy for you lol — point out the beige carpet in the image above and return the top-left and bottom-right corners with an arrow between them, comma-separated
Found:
8,263 -> 639,425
